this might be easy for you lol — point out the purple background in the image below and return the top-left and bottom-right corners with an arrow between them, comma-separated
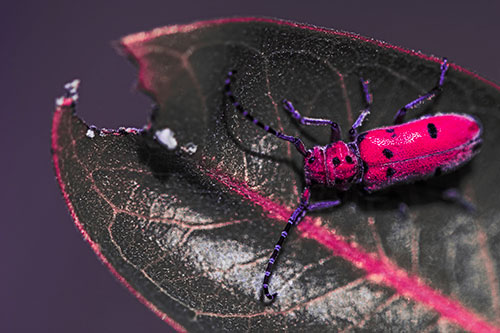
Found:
2,1 -> 499,332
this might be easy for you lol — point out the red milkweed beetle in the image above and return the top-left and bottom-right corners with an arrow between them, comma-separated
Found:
224,58 -> 482,302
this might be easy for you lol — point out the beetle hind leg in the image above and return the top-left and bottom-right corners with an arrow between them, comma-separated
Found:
442,188 -> 476,213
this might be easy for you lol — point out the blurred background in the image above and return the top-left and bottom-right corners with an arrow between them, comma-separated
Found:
2,1 -> 499,332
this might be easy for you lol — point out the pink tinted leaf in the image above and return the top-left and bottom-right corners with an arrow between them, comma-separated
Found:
52,18 -> 500,332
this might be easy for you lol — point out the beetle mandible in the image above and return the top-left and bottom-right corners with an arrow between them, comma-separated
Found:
224,59 -> 482,301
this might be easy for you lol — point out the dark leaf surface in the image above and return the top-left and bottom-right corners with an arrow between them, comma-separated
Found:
52,18 -> 500,332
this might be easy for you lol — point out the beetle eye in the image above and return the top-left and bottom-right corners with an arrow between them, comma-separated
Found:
345,156 -> 353,164
332,157 -> 340,166
308,157 -> 315,163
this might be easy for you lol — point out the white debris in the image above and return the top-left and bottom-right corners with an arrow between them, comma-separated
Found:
56,79 -> 80,106
124,127 -> 140,134
64,79 -> 80,95
181,142 -> 197,155
55,96 -> 65,106
86,129 -> 95,138
155,128 -> 178,150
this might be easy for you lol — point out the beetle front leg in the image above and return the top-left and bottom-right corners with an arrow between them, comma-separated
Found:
282,99 -> 342,142
308,199 -> 341,211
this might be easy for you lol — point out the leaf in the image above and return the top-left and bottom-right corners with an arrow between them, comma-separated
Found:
52,18 -> 500,332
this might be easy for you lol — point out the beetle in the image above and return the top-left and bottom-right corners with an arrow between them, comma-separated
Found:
224,58 -> 482,301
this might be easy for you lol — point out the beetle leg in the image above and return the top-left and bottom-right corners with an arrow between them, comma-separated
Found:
442,188 -> 476,213
393,58 -> 449,124
349,78 -> 372,141
282,99 -> 342,142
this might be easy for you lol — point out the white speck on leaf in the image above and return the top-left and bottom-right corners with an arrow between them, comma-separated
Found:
86,129 -> 95,138
181,142 -> 197,155
155,128 -> 178,150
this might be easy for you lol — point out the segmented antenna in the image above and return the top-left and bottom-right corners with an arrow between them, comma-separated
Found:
225,72 -> 307,156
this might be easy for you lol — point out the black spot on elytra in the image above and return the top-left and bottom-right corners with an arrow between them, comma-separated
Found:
386,128 -> 396,138
345,155 -> 354,164
382,148 -> 393,159
332,157 -> 340,166
435,167 -> 442,177
386,167 -> 396,177
308,157 -> 315,163
427,123 -> 438,139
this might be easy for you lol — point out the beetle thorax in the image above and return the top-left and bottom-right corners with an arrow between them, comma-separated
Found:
304,142 -> 360,190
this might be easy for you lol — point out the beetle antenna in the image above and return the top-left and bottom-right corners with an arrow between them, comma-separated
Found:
225,71 -> 307,156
